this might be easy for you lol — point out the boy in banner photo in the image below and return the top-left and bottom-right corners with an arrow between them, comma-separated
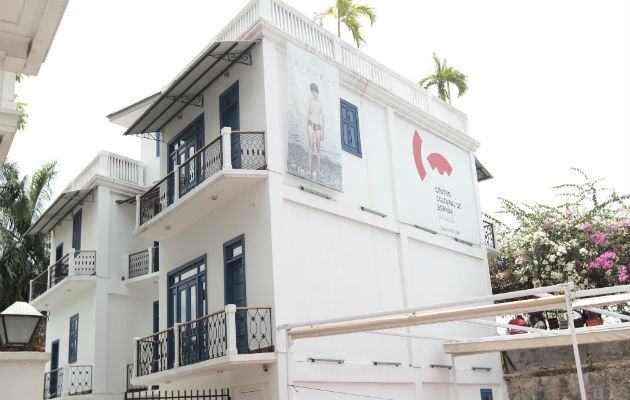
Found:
287,41 -> 342,192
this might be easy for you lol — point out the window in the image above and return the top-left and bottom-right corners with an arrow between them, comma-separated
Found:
72,209 -> 82,250
68,314 -> 79,363
340,99 -> 362,157
480,389 -> 493,400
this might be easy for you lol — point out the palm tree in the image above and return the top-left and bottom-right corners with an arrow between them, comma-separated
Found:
0,161 -> 57,313
419,53 -> 468,104
314,0 -> 376,48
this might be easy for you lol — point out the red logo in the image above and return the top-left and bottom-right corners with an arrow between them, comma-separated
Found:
412,131 -> 453,181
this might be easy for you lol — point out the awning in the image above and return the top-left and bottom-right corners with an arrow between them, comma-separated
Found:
123,40 -> 257,137
443,323 -> 630,356
475,157 -> 493,182
25,189 -> 93,236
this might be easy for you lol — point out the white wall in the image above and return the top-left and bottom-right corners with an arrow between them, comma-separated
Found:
0,352 -> 50,400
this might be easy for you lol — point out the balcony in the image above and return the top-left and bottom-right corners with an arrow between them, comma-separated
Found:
30,250 -> 96,306
125,246 -> 159,282
43,365 -> 92,399
64,151 -> 144,192
132,305 -> 274,385
135,129 -> 266,241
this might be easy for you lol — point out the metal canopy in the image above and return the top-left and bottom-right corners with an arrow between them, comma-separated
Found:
123,40 -> 257,137
25,189 -> 92,236
475,157 -> 493,182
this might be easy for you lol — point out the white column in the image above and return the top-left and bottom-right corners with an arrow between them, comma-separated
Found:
173,326 -> 180,368
565,288 -> 587,400
123,254 -> 129,280
147,247 -> 154,274
135,194 -> 141,228
68,248 -> 76,276
61,365 -> 70,397
138,163 -> 145,186
132,337 -> 140,379
221,127 -> 232,171
225,304 -> 238,355
259,0 -> 273,20
97,152 -> 109,176
173,164 -> 180,202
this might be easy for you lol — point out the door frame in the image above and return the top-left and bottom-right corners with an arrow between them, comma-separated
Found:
50,339 -> 60,397
72,209 -> 82,250
223,234 -> 246,307
219,81 -> 240,131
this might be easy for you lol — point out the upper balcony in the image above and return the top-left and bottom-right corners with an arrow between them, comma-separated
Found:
134,129 -> 267,241
64,151 -> 145,193
29,250 -> 96,308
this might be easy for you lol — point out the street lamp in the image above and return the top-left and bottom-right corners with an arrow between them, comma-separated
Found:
0,301 -> 44,348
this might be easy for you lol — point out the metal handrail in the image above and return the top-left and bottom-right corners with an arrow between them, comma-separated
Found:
140,170 -> 174,201
178,135 -> 223,171
235,306 -> 272,310
138,326 -> 174,341
32,254 -> 70,281
128,248 -> 149,257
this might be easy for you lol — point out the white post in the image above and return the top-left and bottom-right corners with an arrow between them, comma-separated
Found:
564,288 -> 587,400
29,280 -> 33,302
259,0 -> 273,20
451,355 -> 459,400
98,152 -> 109,176
47,265 -> 51,290
135,194 -> 141,228
225,304 -> 238,355
123,254 -> 129,281
62,365 -> 70,397
138,163 -> 144,186
173,326 -> 180,368
174,164 -> 180,202
68,248 -> 76,276
147,247 -> 154,274
221,127 -> 232,171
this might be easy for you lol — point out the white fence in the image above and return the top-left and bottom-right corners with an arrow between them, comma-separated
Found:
65,151 -> 144,192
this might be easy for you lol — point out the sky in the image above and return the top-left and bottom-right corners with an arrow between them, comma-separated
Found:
9,0 -> 629,221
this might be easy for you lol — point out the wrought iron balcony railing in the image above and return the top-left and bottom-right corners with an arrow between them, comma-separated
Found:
30,250 -> 96,302
138,129 -> 265,226
135,305 -> 273,377
42,365 -> 92,399
124,389 -> 230,400
127,246 -> 159,279
483,220 -> 497,249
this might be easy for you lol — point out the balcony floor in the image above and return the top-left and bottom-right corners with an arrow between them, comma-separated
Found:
131,352 -> 277,386
31,276 -> 95,310
135,169 -> 268,241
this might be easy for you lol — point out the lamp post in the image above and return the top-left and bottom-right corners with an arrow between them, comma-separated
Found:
0,301 -> 44,348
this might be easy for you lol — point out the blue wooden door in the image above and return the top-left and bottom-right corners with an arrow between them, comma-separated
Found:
167,116 -> 204,201
224,235 -> 247,353
50,340 -> 59,397
219,82 -> 241,168
72,210 -> 82,250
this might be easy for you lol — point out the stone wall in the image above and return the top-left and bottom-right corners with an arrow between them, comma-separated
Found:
503,341 -> 629,400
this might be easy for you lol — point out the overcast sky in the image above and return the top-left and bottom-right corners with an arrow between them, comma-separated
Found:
9,0 -> 629,221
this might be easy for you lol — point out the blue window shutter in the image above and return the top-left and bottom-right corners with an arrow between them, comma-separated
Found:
72,210 -> 82,250
68,314 -> 79,363
480,389 -> 493,400
340,99 -> 362,157
156,132 -> 161,157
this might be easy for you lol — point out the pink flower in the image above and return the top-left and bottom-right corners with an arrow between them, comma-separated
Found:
515,256 -> 526,264
618,220 -> 629,229
541,221 -> 553,229
582,222 -> 593,230
516,214 -> 522,220
619,265 -> 629,283
589,231 -> 609,245
565,210 -> 574,218
587,252 -> 617,271
608,226 -> 618,233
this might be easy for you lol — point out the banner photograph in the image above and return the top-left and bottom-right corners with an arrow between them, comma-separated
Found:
393,117 -> 480,244
287,41 -> 343,192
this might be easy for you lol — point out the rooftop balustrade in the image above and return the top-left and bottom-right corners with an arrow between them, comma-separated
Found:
137,129 -> 265,227
64,151 -> 144,192
135,305 -> 272,378
30,250 -> 96,302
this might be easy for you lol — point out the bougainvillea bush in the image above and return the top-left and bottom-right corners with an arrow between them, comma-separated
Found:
488,169 -> 629,307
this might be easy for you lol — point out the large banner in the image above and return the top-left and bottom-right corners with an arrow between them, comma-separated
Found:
287,41 -> 343,192
394,117 -> 480,244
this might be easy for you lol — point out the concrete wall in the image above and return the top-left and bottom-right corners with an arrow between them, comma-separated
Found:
0,352 -> 50,400
503,341 -> 630,400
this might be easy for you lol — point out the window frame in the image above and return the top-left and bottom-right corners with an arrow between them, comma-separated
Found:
339,99 -> 362,157
68,313 -> 79,364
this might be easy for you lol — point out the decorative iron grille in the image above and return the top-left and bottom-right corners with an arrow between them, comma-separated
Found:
124,389 -> 230,400
233,132 -> 265,170
68,365 -> 92,395
125,363 -> 148,393
43,367 -> 63,399
179,311 -> 227,367
137,328 -> 174,377
49,254 -> 70,288
239,307 -> 273,353
483,220 -> 496,249
178,136 -> 223,198
129,249 -> 150,279
73,251 -> 96,274
140,172 -> 174,225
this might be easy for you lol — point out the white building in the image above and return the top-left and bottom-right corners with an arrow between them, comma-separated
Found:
31,1 -> 503,399
0,0 -> 68,165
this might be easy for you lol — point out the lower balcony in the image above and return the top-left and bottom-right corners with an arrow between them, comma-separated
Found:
134,129 -> 267,241
124,246 -> 159,287
43,364 -> 92,399
132,305 -> 274,385
30,250 -> 96,308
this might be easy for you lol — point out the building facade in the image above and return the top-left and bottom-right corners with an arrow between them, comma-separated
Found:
32,1 -> 504,399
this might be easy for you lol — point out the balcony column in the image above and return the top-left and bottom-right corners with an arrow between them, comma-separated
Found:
68,248 -> 76,276
123,254 -> 129,281
174,164 -> 180,202
225,304 -> 238,356
135,194 -> 141,228
221,127 -> 232,171
173,326 -> 180,368
61,365 -> 70,397
97,152 -> 109,176
147,247 -> 154,274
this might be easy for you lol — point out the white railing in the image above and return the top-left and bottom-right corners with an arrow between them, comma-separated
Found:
211,0 -> 469,136
125,246 -> 159,280
29,250 -> 97,302
64,151 -> 144,192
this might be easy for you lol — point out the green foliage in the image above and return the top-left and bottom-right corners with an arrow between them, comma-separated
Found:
0,161 -> 57,313
419,53 -> 468,104
14,73 -> 28,131
489,169 -> 630,312
314,0 -> 376,48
